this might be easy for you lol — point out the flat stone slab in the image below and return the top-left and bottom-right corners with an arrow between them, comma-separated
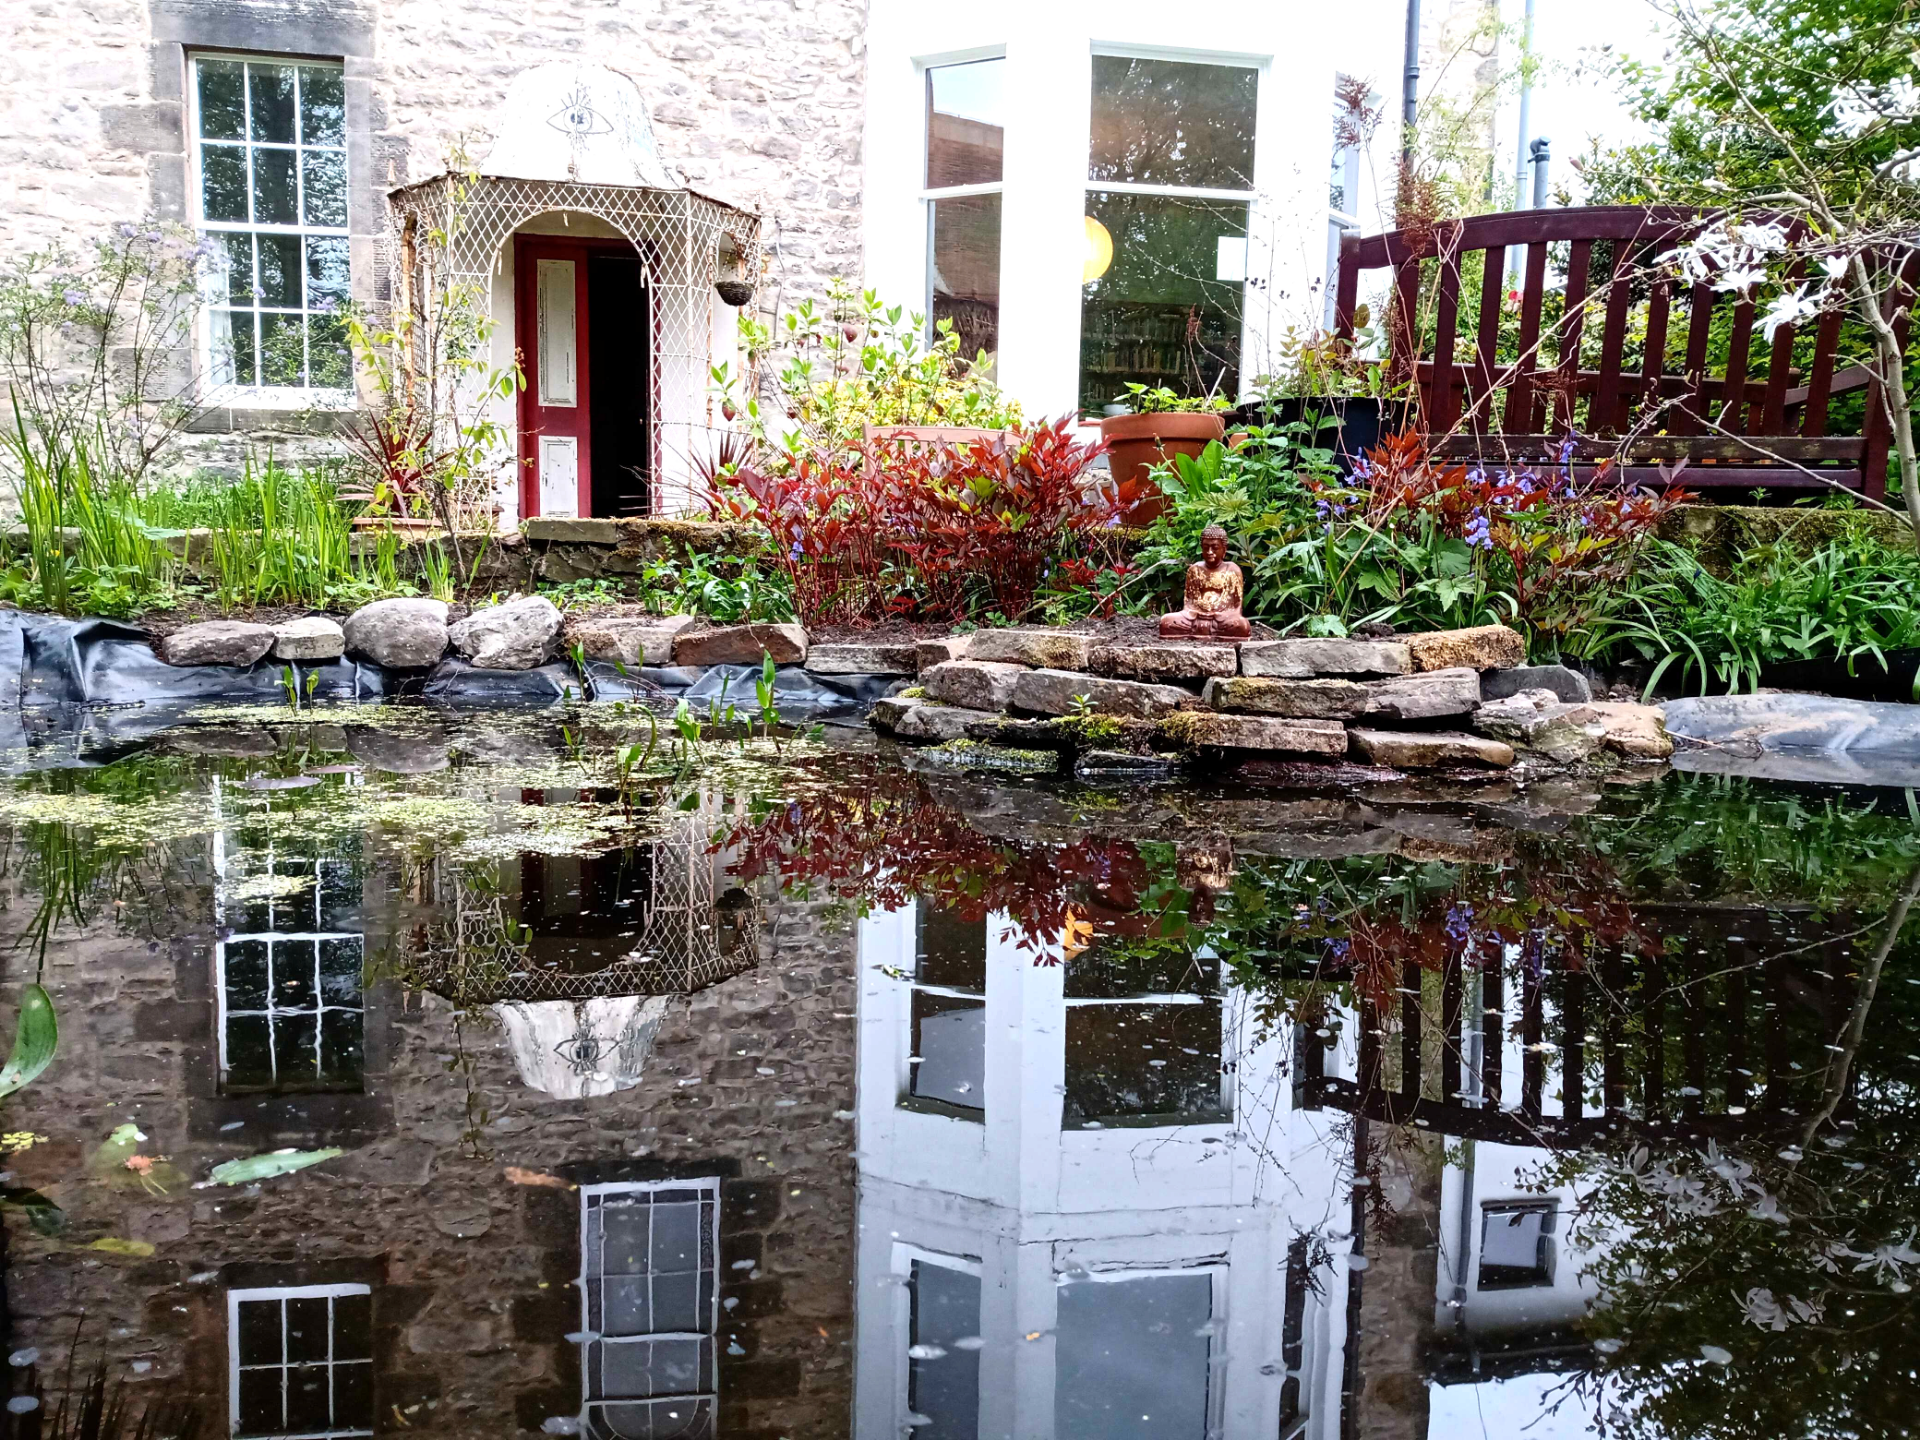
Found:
806,641 -> 919,675
870,697 -> 1003,742
1406,624 -> 1527,672
1239,637 -> 1411,678
448,594 -> 562,671
916,636 -> 972,671
1349,728 -> 1515,769
965,628 -> 1092,670
570,614 -> 697,668
522,517 -> 625,544
1171,712 -> 1349,757
1205,667 -> 1479,721
1011,668 -> 1190,720
1090,641 -> 1238,683
344,598 -> 449,670
159,620 -> 274,667
671,623 -> 807,667
271,616 -> 344,662
1482,663 -> 1592,703
921,659 -> 1025,711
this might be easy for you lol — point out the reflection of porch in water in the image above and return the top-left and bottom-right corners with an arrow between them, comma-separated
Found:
405,794 -> 762,1098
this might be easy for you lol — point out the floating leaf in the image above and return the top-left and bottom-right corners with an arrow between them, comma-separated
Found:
0,985 -> 57,1100
88,1237 -> 155,1257
203,1147 -> 342,1187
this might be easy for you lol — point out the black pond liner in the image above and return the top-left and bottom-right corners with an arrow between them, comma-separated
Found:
1757,648 -> 1920,704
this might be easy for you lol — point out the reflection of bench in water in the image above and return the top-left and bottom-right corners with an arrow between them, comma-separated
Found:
1297,906 -> 1878,1147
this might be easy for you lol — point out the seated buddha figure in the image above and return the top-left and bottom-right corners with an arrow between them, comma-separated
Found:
1160,525 -> 1252,640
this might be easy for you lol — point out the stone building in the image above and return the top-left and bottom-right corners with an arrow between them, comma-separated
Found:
0,0 -> 1384,518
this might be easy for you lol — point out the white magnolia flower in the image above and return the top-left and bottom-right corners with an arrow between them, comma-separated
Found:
1760,288 -> 1824,340
1733,221 -> 1790,253
1820,253 -> 1851,280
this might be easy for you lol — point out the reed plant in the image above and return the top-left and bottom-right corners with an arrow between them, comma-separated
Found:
168,456 -> 361,610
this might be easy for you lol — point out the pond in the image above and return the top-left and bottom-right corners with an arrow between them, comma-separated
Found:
0,703 -> 1913,1440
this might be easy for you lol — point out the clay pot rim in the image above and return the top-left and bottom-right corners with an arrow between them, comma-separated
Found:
1098,411 -> 1227,443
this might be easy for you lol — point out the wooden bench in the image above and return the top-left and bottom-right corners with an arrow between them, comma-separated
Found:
1332,206 -> 1915,499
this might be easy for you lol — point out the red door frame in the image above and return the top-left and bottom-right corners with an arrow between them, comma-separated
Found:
514,235 -> 640,519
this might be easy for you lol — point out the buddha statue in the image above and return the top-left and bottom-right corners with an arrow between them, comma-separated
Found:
1160,525 -> 1251,640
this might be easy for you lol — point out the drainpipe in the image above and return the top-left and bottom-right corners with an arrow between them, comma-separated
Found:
1401,0 -> 1422,174
1530,137 -> 1552,208
1506,0 -> 1536,277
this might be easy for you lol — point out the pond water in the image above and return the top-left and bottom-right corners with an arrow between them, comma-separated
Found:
0,704 -> 1913,1440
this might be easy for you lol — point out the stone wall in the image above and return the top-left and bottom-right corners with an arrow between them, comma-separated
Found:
1,0 -> 867,474
0,840 -> 860,1436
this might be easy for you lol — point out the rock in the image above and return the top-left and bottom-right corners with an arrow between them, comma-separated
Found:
671,623 -> 808,667
1205,674 -> 1369,718
1239,637 -> 1411,678
447,594 -> 563,671
1089,641 -> 1238,683
916,636 -> 972,671
1582,700 -> 1673,760
1166,712 -> 1350,757
916,738 -> 1059,774
920,660 -> 1025,712
570,615 -> 696,668
1472,691 -> 1604,763
1361,668 -> 1483,721
806,642 -> 919,675
1011,668 -> 1190,721
1204,668 -> 1478,721
1481,663 -> 1592,704
158,620 -> 274,668
270,616 -> 345,661
343,598 -> 450,669
964,628 -> 1091,670
1405,624 -> 1527,672
896,703 -> 1004,741
1349,728 -> 1515,769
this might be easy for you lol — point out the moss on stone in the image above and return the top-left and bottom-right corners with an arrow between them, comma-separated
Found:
921,738 -> 1058,774
898,686 -> 926,699
1155,711 -> 1206,750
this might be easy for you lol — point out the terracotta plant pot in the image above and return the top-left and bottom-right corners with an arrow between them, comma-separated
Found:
1099,411 -> 1226,524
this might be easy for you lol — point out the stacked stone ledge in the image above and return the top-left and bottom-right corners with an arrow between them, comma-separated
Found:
871,623 -> 1670,773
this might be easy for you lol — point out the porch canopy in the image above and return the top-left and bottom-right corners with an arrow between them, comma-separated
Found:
384,62 -> 760,518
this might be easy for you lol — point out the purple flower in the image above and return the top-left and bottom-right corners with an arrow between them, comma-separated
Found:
1324,937 -> 1352,961
61,288 -> 84,306
1444,904 -> 1474,944
1464,513 -> 1492,550
788,540 -> 803,561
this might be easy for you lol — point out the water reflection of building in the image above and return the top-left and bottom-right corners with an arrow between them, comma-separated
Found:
855,899 -> 1332,1440
4,776 -> 855,1439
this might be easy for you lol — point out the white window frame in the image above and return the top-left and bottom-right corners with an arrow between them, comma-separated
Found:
575,1178 -> 724,1439
919,50 -> 1009,352
187,50 -> 355,410
902,898 -> 988,1119
227,1283 -> 373,1439
211,813 -> 364,1096
1080,44 -> 1266,411
888,1242 -> 984,1437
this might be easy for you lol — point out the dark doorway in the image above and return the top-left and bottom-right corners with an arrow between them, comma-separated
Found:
588,252 -> 651,516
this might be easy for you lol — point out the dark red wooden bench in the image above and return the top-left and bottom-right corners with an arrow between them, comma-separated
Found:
1332,205 -> 1914,499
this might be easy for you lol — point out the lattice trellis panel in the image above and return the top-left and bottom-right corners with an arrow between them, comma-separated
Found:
385,173 -> 760,517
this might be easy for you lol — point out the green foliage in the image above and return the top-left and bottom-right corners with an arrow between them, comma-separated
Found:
184,455 -> 369,610
2,420 -> 174,617
1114,383 -> 1231,415
0,985 -> 58,1101
1576,534 -> 1920,694
711,279 -> 1021,456
539,552 -> 795,624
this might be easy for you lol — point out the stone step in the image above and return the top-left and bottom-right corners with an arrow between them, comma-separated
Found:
1167,712 -> 1349,757
1011,668 -> 1190,721
1204,667 -> 1480,721
1238,637 -> 1411,678
921,659 -> 1027,711
806,641 -> 919,675
1349,728 -> 1515,768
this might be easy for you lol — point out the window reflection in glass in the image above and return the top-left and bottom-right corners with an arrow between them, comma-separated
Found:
1089,55 -> 1257,190
926,59 -> 1004,188
1079,191 -> 1248,414
930,192 -> 1001,367
906,903 -> 987,1116
1055,1272 -> 1215,1439
229,1285 -> 374,1438
908,1259 -> 981,1438
1062,943 -> 1224,1128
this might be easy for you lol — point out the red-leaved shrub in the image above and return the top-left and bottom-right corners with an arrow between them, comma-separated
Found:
708,419 -> 1113,626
